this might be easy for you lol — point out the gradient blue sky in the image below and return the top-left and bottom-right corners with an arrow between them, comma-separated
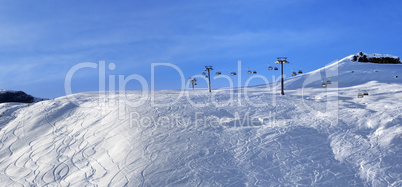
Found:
1,0 -> 401,98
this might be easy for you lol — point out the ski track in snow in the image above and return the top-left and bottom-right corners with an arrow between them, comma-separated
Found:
0,56 -> 401,186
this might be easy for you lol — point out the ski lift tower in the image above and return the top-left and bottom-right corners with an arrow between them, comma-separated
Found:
189,78 -> 197,89
275,57 -> 289,95
204,66 -> 213,92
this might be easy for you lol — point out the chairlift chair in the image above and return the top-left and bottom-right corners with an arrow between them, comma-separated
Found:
253,69 -> 257,74
298,67 -> 303,74
247,70 -> 252,74
268,64 -> 273,70
215,71 -> 221,75
325,77 -> 332,85
230,71 -> 237,76
274,65 -> 279,70
357,89 -> 364,98
202,72 -> 206,76
321,80 -> 327,87
292,69 -> 297,76
363,90 -> 368,95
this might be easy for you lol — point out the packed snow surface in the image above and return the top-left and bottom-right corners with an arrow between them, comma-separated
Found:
0,55 -> 401,186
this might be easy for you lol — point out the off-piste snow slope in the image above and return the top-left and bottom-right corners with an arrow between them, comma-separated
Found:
0,53 -> 401,186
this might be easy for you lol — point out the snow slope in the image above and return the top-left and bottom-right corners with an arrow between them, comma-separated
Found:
0,54 -> 401,186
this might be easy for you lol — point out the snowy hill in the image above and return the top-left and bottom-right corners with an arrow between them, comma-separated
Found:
0,54 -> 401,186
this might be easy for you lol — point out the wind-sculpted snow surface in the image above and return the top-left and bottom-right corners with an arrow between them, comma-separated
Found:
0,56 -> 401,186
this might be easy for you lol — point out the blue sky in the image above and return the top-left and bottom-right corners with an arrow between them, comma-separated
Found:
1,0 -> 401,98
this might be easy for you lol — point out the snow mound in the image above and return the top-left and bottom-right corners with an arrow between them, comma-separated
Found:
0,54 -> 401,186
282,54 -> 402,89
